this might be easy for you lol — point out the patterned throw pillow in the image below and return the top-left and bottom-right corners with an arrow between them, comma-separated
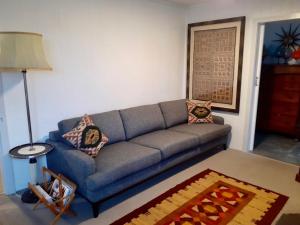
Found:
186,100 -> 214,124
62,114 -> 109,157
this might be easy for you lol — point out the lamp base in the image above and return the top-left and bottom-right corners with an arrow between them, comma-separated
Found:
21,188 -> 38,204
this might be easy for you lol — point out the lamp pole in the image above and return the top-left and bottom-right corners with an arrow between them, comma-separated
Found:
22,70 -> 34,149
22,69 -> 38,195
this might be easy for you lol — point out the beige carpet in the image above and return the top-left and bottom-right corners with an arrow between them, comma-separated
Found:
0,149 -> 299,225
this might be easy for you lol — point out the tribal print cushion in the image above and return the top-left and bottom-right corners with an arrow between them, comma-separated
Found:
186,100 -> 214,124
62,114 -> 108,157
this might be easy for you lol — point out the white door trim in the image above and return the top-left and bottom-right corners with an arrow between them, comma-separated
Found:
248,24 -> 265,151
246,13 -> 300,151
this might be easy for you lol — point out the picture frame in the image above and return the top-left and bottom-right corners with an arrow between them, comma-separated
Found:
187,16 -> 245,113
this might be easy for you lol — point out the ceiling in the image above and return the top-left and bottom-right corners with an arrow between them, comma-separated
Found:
162,0 -> 205,5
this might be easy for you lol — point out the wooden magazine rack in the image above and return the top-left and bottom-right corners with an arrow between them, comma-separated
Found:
29,167 -> 77,225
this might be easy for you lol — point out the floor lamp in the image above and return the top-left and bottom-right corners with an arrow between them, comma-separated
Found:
0,32 -> 53,202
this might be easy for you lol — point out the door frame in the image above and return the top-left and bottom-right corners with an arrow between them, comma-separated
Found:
246,13 -> 300,151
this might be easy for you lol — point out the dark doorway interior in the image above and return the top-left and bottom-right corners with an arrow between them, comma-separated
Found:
253,19 -> 300,165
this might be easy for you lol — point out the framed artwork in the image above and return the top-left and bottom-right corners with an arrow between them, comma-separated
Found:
187,16 -> 245,113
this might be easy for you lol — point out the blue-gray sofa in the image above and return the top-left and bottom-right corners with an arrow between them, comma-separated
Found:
46,99 -> 231,217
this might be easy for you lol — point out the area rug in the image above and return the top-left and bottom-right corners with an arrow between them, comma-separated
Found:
111,169 -> 288,225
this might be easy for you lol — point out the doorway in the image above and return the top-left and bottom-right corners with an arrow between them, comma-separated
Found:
251,19 -> 300,165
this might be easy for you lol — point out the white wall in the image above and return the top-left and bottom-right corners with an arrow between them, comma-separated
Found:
0,75 -> 16,194
0,0 -> 186,193
186,0 -> 300,151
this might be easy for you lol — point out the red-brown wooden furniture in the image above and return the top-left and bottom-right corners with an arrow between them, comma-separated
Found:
256,65 -> 300,138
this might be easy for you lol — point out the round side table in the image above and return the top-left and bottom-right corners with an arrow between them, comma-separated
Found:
9,143 -> 54,203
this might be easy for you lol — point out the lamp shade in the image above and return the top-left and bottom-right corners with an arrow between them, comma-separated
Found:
0,32 -> 51,71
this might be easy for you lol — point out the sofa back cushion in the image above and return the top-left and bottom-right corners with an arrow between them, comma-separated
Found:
120,104 -> 166,139
58,110 -> 126,144
159,99 -> 188,128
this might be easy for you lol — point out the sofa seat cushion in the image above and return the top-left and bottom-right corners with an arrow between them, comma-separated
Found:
86,142 -> 161,191
130,130 -> 199,159
169,123 -> 231,144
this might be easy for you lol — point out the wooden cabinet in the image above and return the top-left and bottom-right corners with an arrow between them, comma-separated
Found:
256,65 -> 300,138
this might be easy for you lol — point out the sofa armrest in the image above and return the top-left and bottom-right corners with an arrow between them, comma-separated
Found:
46,140 -> 96,187
212,115 -> 224,125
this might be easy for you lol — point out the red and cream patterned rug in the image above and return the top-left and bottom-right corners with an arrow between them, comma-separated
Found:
111,169 -> 288,225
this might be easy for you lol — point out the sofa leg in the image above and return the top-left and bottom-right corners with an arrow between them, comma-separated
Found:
223,144 -> 227,150
296,168 -> 300,183
92,202 -> 100,218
